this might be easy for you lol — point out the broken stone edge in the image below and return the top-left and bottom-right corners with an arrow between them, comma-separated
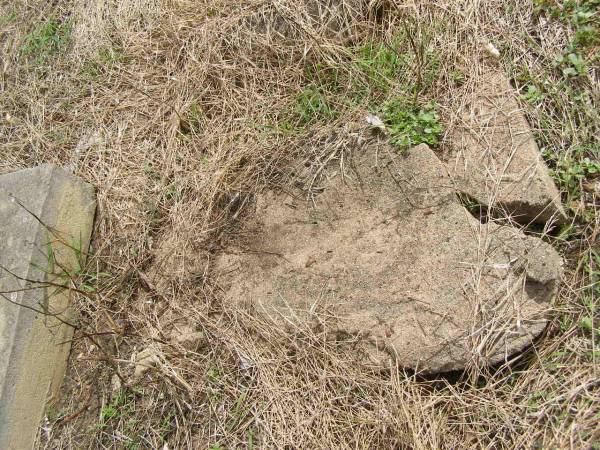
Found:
448,70 -> 566,226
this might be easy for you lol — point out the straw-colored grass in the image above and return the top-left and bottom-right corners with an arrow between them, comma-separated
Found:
1,0 -> 598,448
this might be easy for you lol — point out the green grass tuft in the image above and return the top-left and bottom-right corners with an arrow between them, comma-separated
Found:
294,84 -> 338,124
22,18 -> 71,64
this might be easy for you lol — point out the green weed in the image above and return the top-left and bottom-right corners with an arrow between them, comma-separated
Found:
580,315 -> 599,336
294,84 -> 338,124
247,428 -> 255,450
0,9 -> 16,28
100,389 -> 136,425
450,69 -> 466,86
381,98 -> 443,151
31,236 -> 111,298
143,163 -> 162,180
258,120 -> 296,137
206,366 -> 222,383
165,183 -> 182,202
295,33 -> 441,122
66,238 -> 112,293
350,33 -> 441,100
84,46 -> 128,78
304,62 -> 342,92
556,51 -> 587,77
99,390 -> 143,448
97,46 -> 128,65
158,409 -> 177,440
209,444 -> 225,450
100,403 -> 119,422
226,391 -> 250,432
180,102 -> 204,134
77,269 -> 112,293
535,0 -> 600,36
535,0 -> 599,76
520,85 -> 544,104
22,18 -> 71,64
573,23 -> 600,47
549,146 -> 600,204
555,224 -> 577,242
45,404 -> 62,422
355,40 -> 404,95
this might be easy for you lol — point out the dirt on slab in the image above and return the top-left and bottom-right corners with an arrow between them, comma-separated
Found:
215,141 -> 563,373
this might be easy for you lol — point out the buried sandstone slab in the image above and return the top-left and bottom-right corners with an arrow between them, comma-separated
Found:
0,166 -> 95,450
216,143 -> 563,373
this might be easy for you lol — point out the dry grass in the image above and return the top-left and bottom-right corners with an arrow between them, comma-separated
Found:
1,0 -> 599,448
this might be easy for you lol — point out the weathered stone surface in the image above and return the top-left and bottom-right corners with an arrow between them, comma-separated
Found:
0,165 -> 95,450
216,143 -> 562,373
447,70 -> 565,224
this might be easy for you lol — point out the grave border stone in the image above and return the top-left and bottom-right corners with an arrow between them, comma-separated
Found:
0,165 -> 95,450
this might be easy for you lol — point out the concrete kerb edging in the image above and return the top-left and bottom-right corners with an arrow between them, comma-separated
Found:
0,165 -> 96,450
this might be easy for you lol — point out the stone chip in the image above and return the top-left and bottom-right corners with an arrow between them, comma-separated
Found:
447,70 -> 565,224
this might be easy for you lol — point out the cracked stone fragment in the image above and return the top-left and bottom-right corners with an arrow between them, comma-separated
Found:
215,143 -> 562,373
448,70 -> 565,225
